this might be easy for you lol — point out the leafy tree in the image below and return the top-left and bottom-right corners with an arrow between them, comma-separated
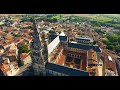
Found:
114,45 -> 120,50
107,34 -> 118,42
49,30 -> 56,33
93,41 -> 97,45
118,37 -> 120,44
13,34 -> 21,37
103,39 -> 109,45
107,45 -> 115,50
4,30 -> 9,33
19,45 -> 30,54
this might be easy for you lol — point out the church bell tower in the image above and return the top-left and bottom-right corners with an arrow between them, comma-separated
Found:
31,19 -> 48,76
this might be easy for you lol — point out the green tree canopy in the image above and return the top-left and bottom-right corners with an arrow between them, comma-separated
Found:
19,45 -> 30,53
49,30 -> 56,33
107,45 -> 115,51
93,41 -> 97,45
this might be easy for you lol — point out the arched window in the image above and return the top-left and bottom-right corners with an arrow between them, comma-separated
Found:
33,43 -> 38,48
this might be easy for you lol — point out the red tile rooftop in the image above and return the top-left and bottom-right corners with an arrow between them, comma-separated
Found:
24,37 -> 33,41
102,50 -> 116,72
7,26 -> 15,31
14,37 -> 24,43
55,50 -> 87,71
57,52 -> 66,65
1,64 -> 10,72
18,41 -> 27,45
20,53 -> 30,61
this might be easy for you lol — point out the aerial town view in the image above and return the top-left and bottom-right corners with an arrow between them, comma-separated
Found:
0,14 -> 120,76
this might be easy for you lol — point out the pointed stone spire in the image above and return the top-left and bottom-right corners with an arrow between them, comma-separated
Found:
31,19 -> 48,76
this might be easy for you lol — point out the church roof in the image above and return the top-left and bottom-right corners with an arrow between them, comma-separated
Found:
68,43 -> 101,52
59,36 -> 68,42
45,62 -> 89,76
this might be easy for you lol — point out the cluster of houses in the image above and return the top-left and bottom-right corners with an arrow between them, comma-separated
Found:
0,15 -> 33,76
38,20 -> 118,76
0,14 -> 119,76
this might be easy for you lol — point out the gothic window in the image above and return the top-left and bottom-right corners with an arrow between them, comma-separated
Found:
33,52 -> 40,56
33,43 -> 38,48
68,53 -> 70,56
34,34 -> 38,38
72,54 -> 74,57
36,58 -> 39,62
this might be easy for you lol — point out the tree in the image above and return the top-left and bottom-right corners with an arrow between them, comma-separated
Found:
19,45 -> 30,54
107,45 -> 115,51
103,39 -> 109,44
49,30 -> 56,33
13,34 -> 21,37
114,45 -> 120,51
107,34 -> 118,42
93,41 -> 97,45
58,31 -> 61,34
118,37 -> 120,44
4,30 -> 9,33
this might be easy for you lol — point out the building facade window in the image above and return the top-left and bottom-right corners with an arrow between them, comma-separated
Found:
72,54 -> 74,57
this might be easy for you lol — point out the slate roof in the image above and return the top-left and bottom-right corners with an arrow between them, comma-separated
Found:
48,35 -> 58,40
45,62 -> 89,76
68,43 -> 101,52
59,36 -> 68,42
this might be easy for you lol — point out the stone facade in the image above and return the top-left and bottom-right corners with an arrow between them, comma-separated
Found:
31,20 -> 48,76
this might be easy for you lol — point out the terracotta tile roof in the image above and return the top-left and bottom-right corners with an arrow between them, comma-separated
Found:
102,50 -> 116,72
24,22 -> 33,25
57,50 -> 87,71
5,39 -> 14,44
20,53 -> 30,61
0,41 -> 8,47
18,41 -> 27,45
7,26 -> 15,31
24,37 -> 32,42
3,60 -> 9,64
0,60 -> 18,74
9,45 -> 17,50
14,37 -> 24,44
1,64 -> 10,72
98,41 -> 106,48
0,48 -> 3,50
57,52 -> 66,65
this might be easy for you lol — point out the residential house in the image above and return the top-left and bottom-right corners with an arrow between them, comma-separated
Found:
0,48 -> 4,54
20,53 -> 32,65
0,58 -> 20,76
98,41 -> 106,49
14,37 -> 24,45
7,44 -> 18,57
24,37 -> 33,44
102,50 -> 117,76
